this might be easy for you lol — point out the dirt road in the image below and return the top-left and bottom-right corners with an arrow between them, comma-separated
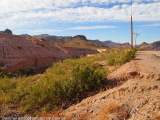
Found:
63,51 -> 160,120
135,51 -> 160,74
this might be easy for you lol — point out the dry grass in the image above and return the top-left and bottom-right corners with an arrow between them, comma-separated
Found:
98,102 -> 130,120
78,113 -> 89,120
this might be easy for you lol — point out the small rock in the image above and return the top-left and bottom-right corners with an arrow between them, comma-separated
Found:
90,110 -> 94,113
100,96 -> 106,100
146,74 -> 151,79
152,85 -> 158,90
136,88 -> 144,93
154,74 -> 160,80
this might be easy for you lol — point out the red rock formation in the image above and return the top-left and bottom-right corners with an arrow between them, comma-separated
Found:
0,33 -> 98,72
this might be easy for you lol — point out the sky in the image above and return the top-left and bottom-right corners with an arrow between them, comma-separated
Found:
0,0 -> 160,44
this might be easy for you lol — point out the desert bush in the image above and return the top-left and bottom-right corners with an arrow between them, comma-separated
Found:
71,65 -> 103,92
40,44 -> 45,47
0,71 -> 7,78
17,45 -> 22,49
0,58 -> 4,69
25,69 -> 34,75
16,70 -> 23,76
107,48 -> 136,66
7,72 -> 13,77
12,65 -> 104,113
27,36 -> 32,39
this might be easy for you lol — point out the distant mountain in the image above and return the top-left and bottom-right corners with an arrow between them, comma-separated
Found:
151,41 -> 160,49
89,40 -> 104,45
0,29 -> 12,34
138,42 -> 149,49
2,29 -> 159,50
57,35 -> 107,49
138,41 -> 160,50
119,42 -> 130,48
20,34 -> 31,37
35,34 -> 72,41
19,33 -> 130,48
102,40 -> 119,47
30,34 -> 107,49
90,40 -> 130,48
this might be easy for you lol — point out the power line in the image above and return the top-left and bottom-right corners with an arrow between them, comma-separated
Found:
133,31 -> 140,48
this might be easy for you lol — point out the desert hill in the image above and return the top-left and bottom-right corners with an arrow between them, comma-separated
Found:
138,41 -> 160,50
33,34 -> 107,49
0,33 -> 98,72
56,35 -> 107,49
34,34 -> 129,48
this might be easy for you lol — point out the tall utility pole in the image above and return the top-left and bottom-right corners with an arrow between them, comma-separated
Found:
131,0 -> 133,49
133,31 -> 140,48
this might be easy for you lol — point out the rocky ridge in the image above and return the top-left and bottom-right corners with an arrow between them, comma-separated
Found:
0,29 -> 12,34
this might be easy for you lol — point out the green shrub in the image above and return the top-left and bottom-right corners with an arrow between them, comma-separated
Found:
16,70 -> 23,76
0,71 -> 7,78
17,45 -> 22,49
7,72 -> 13,77
0,58 -> 4,69
13,65 -> 104,113
107,48 -> 136,66
40,44 -> 45,47
26,69 -> 34,75
71,65 -> 103,93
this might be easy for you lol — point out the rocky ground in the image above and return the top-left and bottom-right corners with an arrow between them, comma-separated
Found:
62,51 -> 160,120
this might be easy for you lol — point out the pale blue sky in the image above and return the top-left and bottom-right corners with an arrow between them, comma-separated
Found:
0,0 -> 160,44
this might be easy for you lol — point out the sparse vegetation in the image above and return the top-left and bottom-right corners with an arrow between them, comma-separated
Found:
25,69 -> 34,75
40,43 -> 45,47
99,103 -> 131,120
0,71 -> 7,78
17,45 -> 22,49
0,48 -> 136,116
27,36 -> 32,39
0,58 -> 4,69
106,48 -> 136,66
56,37 -> 107,49
16,70 -> 23,76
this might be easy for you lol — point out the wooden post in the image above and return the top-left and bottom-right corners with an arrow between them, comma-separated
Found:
131,16 -> 133,49
135,36 -> 136,48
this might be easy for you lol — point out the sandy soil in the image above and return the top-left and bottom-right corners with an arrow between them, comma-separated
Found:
62,51 -> 160,120
135,51 -> 160,74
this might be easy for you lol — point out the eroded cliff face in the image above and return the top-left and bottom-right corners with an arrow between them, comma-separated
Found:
0,33 -> 98,72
